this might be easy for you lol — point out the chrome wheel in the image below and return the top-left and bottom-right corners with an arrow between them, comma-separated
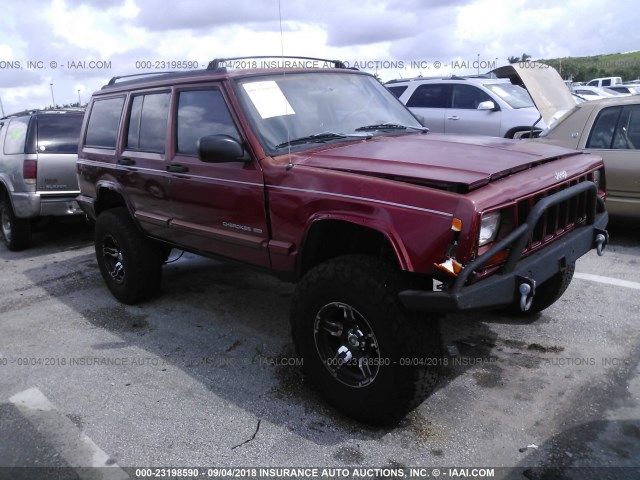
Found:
1,205 -> 11,242
102,235 -> 125,284
313,302 -> 381,388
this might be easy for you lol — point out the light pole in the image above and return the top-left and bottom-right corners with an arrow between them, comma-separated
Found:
477,53 -> 480,76
0,95 -> 5,117
77,89 -> 81,106
49,83 -> 56,108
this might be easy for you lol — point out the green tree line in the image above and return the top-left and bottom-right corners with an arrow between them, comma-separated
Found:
510,51 -> 640,82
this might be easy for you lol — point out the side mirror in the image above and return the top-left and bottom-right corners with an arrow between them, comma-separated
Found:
197,135 -> 249,163
477,101 -> 498,111
413,113 -> 427,127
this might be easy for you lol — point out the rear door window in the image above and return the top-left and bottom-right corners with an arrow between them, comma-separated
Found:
126,92 -> 170,153
85,96 -> 125,148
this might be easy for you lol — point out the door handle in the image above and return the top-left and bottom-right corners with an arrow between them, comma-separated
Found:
118,157 -> 135,166
166,164 -> 189,173
447,116 -> 460,120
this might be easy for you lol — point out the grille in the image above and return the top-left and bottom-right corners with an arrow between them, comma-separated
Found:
515,174 -> 591,254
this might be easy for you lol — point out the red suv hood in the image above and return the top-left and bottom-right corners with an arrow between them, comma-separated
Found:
292,133 -> 582,191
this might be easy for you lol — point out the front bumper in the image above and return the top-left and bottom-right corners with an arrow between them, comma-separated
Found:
399,182 -> 608,313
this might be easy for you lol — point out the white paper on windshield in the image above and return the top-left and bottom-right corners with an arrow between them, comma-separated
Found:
242,81 -> 295,119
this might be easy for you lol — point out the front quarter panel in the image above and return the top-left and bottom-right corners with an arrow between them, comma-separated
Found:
262,157 -> 463,275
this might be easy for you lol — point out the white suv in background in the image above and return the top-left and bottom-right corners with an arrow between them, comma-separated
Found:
386,76 -> 545,138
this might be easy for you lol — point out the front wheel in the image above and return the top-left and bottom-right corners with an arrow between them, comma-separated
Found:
291,255 -> 442,425
0,196 -> 32,251
94,207 -> 163,304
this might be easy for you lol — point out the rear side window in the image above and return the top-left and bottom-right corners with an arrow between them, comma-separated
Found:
126,92 -> 170,153
176,89 -> 240,155
36,115 -> 83,153
85,97 -> 125,148
3,117 -> 30,155
406,84 -> 449,108
586,106 -> 622,149
386,85 -> 408,98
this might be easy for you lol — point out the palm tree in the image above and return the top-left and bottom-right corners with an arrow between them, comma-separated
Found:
509,53 -> 532,64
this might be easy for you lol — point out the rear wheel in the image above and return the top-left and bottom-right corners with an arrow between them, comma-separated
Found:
94,207 -> 163,304
291,255 -> 442,425
0,196 -> 32,251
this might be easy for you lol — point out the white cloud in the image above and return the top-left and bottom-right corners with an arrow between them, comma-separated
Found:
1,0 -> 639,114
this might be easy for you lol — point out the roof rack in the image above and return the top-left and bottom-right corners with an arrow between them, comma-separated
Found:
207,56 -> 349,70
385,73 -> 499,84
106,71 -> 181,86
385,75 -> 467,84
1,108 -> 84,120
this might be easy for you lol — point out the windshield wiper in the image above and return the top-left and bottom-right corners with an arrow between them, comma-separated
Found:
355,123 -> 429,132
275,132 -> 350,149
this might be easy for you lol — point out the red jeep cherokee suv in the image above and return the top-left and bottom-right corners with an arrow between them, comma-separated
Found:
77,57 -> 608,424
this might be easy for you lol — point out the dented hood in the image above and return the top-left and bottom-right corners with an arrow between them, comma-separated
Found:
293,133 -> 582,191
492,62 -> 576,126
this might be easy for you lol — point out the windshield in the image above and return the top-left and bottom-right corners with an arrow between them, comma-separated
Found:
483,83 -> 535,109
235,72 -> 422,153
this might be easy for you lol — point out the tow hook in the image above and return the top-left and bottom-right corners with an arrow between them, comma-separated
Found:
594,228 -> 608,256
517,277 -> 537,312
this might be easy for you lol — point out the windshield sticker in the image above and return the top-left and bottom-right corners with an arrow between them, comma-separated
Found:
242,81 -> 295,119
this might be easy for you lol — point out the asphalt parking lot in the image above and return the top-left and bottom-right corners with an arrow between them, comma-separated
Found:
1,219 -> 639,480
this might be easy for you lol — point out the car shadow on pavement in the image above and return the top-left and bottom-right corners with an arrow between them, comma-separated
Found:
14,219 -> 637,449
0,217 -> 93,261
17,246 -> 516,449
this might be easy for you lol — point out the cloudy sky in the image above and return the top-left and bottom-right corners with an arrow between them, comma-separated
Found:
1,0 -> 638,114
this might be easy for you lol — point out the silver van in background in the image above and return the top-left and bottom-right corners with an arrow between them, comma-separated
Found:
0,109 -> 85,250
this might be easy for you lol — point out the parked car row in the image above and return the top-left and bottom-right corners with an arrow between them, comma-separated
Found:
385,67 -> 639,221
0,56 -> 612,425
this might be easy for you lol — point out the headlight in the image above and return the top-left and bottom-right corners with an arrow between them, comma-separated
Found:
593,169 -> 602,190
479,211 -> 501,246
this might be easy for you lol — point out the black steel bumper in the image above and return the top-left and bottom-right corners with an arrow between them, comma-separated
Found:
399,182 -> 609,313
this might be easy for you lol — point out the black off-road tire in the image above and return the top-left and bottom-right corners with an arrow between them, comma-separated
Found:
291,255 -> 442,426
0,195 -> 32,251
506,263 -> 575,316
94,207 -> 163,304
